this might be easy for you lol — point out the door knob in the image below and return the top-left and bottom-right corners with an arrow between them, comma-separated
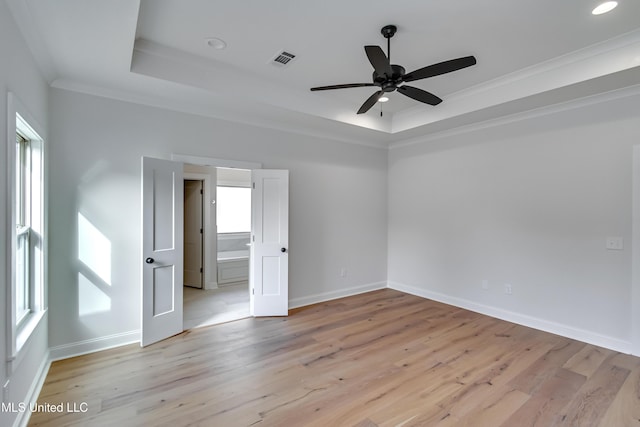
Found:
281,248 -> 287,253
145,257 -> 154,264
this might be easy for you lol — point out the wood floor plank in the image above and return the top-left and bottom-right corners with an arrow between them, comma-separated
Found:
428,339 -> 551,421
352,420 -> 378,427
563,344 -> 615,378
597,363 -> 640,427
553,358 -> 630,426
500,367 -> 586,427
508,338 -> 586,395
451,386 -> 530,427
28,289 -> 640,427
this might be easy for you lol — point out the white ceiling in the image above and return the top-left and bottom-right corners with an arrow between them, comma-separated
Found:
7,0 -> 640,147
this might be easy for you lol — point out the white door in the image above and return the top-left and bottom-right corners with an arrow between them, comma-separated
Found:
141,157 -> 184,346
184,180 -> 203,288
250,170 -> 289,316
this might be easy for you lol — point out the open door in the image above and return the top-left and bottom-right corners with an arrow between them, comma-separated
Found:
141,157 -> 184,346
250,170 -> 289,316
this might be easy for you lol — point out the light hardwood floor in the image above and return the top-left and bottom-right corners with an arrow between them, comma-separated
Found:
30,289 -> 640,426
183,282 -> 249,330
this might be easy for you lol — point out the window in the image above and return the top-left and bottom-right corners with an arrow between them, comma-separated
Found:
8,93 -> 47,361
216,186 -> 251,233
15,132 -> 31,324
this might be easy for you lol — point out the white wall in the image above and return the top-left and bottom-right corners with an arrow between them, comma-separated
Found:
0,1 -> 50,426
388,91 -> 640,353
47,88 -> 388,352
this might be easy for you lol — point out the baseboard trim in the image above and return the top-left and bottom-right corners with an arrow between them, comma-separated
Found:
205,281 -> 218,290
49,330 -> 140,362
13,350 -> 51,427
388,281 -> 632,354
48,280 -> 631,363
289,281 -> 388,310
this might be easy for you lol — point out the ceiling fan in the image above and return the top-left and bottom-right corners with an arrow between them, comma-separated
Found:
310,25 -> 477,114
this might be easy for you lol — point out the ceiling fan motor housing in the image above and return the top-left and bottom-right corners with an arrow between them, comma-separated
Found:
373,64 -> 406,91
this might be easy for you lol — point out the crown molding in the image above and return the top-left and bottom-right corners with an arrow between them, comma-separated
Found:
390,82 -> 640,150
50,78 -> 390,149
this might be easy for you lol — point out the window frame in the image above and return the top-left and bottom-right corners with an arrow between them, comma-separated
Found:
6,92 -> 47,370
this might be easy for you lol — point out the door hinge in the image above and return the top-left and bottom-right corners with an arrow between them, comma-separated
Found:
200,189 -> 203,194
252,182 -> 255,189
200,228 -> 203,234
200,267 -> 203,273
252,288 -> 254,295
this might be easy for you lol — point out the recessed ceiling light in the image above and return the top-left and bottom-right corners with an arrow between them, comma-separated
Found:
205,37 -> 227,50
592,1 -> 618,15
378,96 -> 389,103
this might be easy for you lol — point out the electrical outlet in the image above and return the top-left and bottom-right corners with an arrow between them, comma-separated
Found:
340,268 -> 347,278
481,280 -> 489,290
504,284 -> 512,295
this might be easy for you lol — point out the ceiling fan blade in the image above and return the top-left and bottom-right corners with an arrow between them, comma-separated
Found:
404,56 -> 477,82
357,90 -> 384,114
310,83 -> 376,91
397,85 -> 442,106
365,45 -> 392,77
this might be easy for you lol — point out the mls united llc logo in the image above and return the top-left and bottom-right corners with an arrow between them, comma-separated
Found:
1,401 -> 88,413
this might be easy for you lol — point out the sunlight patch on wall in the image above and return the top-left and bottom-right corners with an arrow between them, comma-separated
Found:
78,272 -> 111,316
78,212 -> 112,285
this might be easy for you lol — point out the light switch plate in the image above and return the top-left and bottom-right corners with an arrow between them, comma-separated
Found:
606,237 -> 624,250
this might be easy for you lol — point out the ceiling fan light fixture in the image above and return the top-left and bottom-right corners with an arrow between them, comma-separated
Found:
378,96 -> 389,102
592,1 -> 618,15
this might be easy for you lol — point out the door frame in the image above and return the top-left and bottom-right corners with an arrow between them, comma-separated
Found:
172,154 -> 261,172
631,146 -> 640,356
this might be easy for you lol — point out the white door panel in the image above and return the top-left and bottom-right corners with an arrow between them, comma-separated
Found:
141,157 -> 184,346
251,170 -> 289,316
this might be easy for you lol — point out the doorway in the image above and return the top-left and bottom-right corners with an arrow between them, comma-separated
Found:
183,167 -> 252,329
141,155 -> 289,346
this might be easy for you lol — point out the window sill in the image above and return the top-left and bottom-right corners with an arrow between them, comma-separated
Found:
10,309 -> 47,371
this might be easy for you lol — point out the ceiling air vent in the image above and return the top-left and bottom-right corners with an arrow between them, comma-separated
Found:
271,51 -> 296,67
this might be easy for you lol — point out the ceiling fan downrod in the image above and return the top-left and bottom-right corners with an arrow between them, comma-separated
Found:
381,25 -> 396,62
